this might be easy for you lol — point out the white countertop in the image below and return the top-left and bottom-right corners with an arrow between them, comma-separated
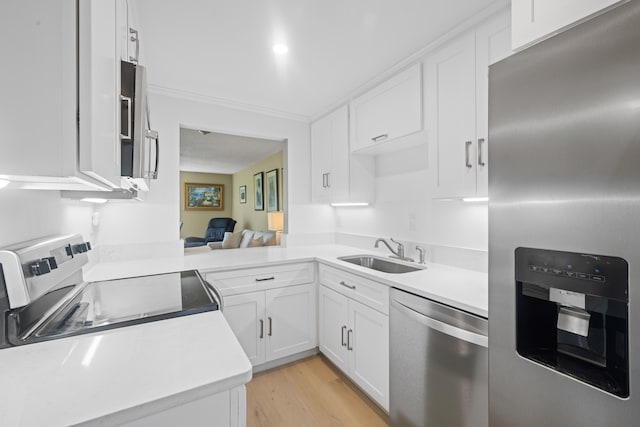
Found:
0,311 -> 252,426
0,243 -> 486,426
87,244 -> 488,318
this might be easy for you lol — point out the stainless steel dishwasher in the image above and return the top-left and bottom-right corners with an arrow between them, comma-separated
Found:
389,287 -> 488,427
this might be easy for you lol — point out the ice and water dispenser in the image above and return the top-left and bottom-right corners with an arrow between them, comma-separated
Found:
515,248 -> 629,397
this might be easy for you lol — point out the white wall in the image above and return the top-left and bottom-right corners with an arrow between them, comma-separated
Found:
0,190 -> 96,247
335,143 -> 488,251
95,92 -> 333,248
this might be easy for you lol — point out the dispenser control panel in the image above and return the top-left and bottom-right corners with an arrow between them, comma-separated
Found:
515,247 -> 628,302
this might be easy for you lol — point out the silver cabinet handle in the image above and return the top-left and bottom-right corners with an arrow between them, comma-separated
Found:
322,173 -> 327,188
326,172 -> 330,188
341,325 -> 347,346
145,129 -> 159,179
465,141 -> 473,168
478,138 -> 486,167
259,319 -> 264,339
119,95 -> 132,140
268,317 -> 273,336
347,329 -> 353,350
392,299 -> 488,348
129,28 -> 139,63
255,276 -> 275,282
339,281 -> 356,290
371,133 -> 389,142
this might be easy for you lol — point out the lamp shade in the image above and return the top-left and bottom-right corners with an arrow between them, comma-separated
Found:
268,211 -> 284,232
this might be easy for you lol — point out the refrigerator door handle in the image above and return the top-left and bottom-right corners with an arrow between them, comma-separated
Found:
393,299 -> 488,348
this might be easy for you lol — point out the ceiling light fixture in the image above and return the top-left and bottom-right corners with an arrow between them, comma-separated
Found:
272,43 -> 289,55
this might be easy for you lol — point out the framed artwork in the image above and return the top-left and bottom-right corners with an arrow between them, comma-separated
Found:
266,169 -> 279,212
254,172 -> 264,211
239,185 -> 247,204
185,183 -> 224,210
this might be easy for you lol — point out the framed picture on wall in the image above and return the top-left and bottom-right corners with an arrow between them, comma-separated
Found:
239,185 -> 247,204
185,183 -> 224,210
266,169 -> 279,212
254,172 -> 264,211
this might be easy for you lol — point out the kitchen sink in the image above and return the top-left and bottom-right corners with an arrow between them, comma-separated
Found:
338,255 -> 425,274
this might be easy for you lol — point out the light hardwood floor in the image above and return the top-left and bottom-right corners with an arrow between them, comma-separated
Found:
246,355 -> 388,427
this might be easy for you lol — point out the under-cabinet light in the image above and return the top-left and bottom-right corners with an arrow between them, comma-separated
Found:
0,178 -> 9,189
330,202 -> 369,207
81,198 -> 108,204
462,197 -> 489,203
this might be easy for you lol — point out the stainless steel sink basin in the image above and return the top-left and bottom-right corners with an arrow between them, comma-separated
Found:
338,255 -> 425,274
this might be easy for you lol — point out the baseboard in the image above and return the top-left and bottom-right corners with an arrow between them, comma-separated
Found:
252,348 -> 319,374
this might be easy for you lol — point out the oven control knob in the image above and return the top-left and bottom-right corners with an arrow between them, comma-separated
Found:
74,242 -> 92,254
43,256 -> 58,270
30,259 -> 52,276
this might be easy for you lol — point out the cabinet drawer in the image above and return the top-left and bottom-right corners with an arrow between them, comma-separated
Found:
205,262 -> 315,296
319,264 -> 389,315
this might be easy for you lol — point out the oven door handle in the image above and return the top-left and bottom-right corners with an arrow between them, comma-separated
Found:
203,280 -> 223,311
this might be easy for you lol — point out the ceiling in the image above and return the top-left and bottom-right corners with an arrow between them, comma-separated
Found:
134,0 -> 504,120
180,128 -> 284,174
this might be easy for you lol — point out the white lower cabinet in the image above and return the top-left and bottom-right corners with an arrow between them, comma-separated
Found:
223,283 -> 317,367
122,385 -> 246,427
319,283 -> 389,411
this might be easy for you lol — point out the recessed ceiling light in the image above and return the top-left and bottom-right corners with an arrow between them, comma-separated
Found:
272,43 -> 289,55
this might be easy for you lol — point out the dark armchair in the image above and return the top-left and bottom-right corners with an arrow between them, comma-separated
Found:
184,217 -> 237,248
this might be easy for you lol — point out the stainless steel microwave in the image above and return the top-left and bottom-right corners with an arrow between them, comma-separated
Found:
120,61 -> 159,191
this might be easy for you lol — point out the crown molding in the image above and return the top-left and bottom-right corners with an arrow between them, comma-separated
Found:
147,85 -> 311,123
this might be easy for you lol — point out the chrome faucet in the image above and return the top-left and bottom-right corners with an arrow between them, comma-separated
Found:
416,245 -> 427,264
374,238 -> 414,262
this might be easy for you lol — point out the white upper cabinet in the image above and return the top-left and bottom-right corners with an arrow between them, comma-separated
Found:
311,105 -> 374,204
350,63 -> 423,154
427,12 -> 511,198
78,0 -> 122,188
0,0 -> 123,190
511,0 -> 625,51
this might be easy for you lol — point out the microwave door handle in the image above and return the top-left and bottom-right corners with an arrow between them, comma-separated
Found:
120,95 -> 132,140
145,129 -> 159,179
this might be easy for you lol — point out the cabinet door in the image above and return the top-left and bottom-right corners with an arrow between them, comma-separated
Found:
318,285 -> 350,372
0,0 -> 76,178
223,292 -> 266,366
351,64 -> 422,153
475,14 -> 511,197
349,299 -> 390,411
265,283 -> 317,362
78,0 -> 121,188
328,105 -> 350,202
511,0 -> 622,50
311,113 -> 333,203
429,34 -> 477,198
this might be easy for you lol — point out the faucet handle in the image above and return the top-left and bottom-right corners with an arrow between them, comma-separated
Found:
390,237 -> 403,248
390,238 -> 404,258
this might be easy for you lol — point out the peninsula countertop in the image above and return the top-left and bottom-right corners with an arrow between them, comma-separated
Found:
0,311 -> 251,426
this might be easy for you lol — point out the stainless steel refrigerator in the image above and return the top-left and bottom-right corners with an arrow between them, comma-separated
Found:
488,1 -> 640,426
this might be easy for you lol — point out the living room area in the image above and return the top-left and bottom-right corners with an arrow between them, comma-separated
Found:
179,128 -> 286,251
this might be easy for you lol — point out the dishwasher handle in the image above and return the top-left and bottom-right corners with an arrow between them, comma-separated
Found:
393,299 -> 488,348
